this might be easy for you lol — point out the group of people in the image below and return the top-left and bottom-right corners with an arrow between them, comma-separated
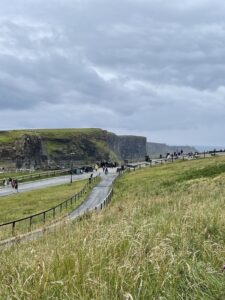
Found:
95,162 -> 110,175
2,178 -> 19,192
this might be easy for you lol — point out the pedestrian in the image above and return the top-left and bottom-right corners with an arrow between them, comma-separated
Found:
105,167 -> 108,175
11,179 -> 15,188
14,179 -> 18,192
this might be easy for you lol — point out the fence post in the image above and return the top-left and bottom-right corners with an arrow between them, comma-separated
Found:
43,212 -> 46,224
53,208 -> 55,218
60,204 -> 62,213
12,221 -> 16,236
29,217 -> 32,231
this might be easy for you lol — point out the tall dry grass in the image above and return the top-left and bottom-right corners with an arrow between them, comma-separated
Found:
0,157 -> 225,299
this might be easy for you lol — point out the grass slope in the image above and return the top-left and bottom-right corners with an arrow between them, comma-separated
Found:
0,180 -> 87,223
0,128 -> 104,144
1,157 -> 225,299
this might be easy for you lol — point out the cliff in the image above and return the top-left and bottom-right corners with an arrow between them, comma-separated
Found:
147,142 -> 197,157
0,129 -> 147,169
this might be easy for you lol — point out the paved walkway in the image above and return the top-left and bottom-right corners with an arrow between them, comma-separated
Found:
69,170 -> 118,220
0,172 -> 95,197
0,169 -> 118,247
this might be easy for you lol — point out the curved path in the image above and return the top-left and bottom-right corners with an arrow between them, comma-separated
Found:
69,169 -> 118,220
0,169 -> 118,247
0,173 -> 94,197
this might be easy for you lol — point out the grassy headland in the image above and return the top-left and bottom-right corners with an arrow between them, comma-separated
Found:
0,156 -> 225,299
0,128 -> 118,168
0,128 -> 104,144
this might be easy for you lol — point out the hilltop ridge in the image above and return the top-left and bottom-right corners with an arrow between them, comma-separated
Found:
0,128 -> 147,169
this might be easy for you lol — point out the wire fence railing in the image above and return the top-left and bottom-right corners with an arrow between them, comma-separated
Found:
0,175 -> 100,241
94,187 -> 114,211
141,150 -> 225,169
93,152 -> 222,212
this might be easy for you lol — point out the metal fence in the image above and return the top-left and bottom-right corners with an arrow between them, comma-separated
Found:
0,175 -> 100,240
94,187 -> 114,211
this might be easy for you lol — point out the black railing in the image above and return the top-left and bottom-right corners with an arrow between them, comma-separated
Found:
94,187 -> 114,211
0,175 -> 100,240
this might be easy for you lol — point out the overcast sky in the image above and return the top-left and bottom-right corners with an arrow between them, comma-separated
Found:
0,0 -> 225,146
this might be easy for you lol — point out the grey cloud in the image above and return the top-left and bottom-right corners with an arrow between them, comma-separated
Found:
0,0 -> 225,145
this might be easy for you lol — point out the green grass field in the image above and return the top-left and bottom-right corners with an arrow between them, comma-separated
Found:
0,128 -> 104,144
0,156 -> 225,299
0,180 -> 87,223
0,179 -> 94,240
0,171 -> 30,180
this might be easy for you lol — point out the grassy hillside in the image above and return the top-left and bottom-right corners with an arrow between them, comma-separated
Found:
0,128 -> 104,144
0,179 -> 87,224
1,157 -> 225,299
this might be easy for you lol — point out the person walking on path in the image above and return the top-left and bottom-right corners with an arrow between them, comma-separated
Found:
11,179 -> 15,189
14,179 -> 18,192
89,173 -> 93,184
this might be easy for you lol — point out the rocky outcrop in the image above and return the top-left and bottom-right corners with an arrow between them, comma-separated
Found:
15,135 -> 48,169
0,129 -> 147,169
107,134 -> 147,161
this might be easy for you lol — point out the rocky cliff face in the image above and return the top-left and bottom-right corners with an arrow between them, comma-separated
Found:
15,135 -> 48,169
0,129 -> 147,169
107,134 -> 147,161
147,142 -> 197,157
